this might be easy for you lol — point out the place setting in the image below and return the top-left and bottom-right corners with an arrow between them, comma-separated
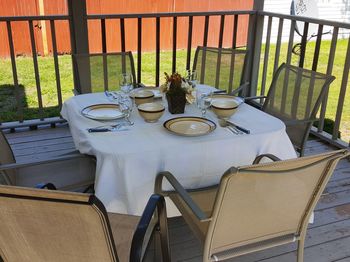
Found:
82,73 -> 137,132
159,70 -> 250,137
82,73 -> 169,133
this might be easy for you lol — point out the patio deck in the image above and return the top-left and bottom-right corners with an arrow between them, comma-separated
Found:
3,124 -> 350,262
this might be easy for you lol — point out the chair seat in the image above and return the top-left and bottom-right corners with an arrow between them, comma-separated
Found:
108,212 -> 140,262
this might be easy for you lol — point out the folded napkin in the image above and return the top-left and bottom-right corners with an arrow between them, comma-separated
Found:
186,94 -> 195,104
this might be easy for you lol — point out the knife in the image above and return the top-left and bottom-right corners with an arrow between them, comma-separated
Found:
226,120 -> 250,134
213,90 -> 227,94
88,126 -> 128,133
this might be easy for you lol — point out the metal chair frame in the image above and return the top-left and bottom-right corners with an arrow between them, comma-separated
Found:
247,63 -> 335,156
155,150 -> 348,262
0,184 -> 170,262
0,129 -> 95,191
73,51 -> 140,94
192,46 -> 249,95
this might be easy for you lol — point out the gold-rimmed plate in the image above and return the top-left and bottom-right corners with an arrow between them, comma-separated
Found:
163,117 -> 216,137
81,104 -> 124,120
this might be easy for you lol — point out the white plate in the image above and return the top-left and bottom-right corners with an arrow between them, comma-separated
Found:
81,104 -> 124,120
163,117 -> 216,137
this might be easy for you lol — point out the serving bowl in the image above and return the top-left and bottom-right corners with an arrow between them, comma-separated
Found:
211,99 -> 239,119
131,90 -> 155,105
137,102 -> 165,122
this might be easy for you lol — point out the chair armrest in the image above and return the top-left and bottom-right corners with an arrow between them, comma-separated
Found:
243,96 -> 265,109
284,118 -> 316,126
0,153 -> 94,172
230,82 -> 249,96
244,95 -> 267,101
136,83 -> 147,88
72,88 -> 81,96
130,194 -> 170,262
155,171 -> 209,221
36,183 -> 57,190
253,154 -> 281,164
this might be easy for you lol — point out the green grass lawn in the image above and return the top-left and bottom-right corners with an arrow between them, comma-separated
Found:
0,39 -> 349,140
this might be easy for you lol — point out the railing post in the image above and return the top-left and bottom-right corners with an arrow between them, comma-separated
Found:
67,0 -> 90,94
245,0 -> 265,96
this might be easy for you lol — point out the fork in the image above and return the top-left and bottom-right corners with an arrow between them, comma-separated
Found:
218,119 -> 238,134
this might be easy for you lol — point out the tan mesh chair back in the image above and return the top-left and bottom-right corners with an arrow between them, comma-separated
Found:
193,46 -> 248,94
73,52 -> 137,94
204,150 -> 348,261
0,186 -> 119,262
263,63 -> 335,154
0,130 -> 16,185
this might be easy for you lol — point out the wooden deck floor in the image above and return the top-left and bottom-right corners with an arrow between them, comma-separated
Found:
3,124 -> 350,262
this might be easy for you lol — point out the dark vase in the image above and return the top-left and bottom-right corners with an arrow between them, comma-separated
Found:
166,92 -> 186,114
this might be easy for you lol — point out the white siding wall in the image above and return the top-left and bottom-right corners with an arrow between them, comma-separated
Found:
262,0 -> 350,42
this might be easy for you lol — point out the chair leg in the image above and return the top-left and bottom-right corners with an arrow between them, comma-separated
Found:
297,237 -> 305,262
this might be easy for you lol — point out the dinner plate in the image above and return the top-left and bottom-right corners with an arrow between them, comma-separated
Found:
81,104 -> 124,120
163,117 -> 216,137
130,87 -> 162,99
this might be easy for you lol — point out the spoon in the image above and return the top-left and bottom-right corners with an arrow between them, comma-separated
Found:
218,119 -> 238,134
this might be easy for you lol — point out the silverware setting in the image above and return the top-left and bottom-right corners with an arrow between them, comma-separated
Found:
218,119 -> 239,135
225,120 -> 250,134
218,119 -> 250,135
88,122 -> 134,133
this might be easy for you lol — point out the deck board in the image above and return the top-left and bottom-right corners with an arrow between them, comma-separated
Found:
3,126 -> 350,262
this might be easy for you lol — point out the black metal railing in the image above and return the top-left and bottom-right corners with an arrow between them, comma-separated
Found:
0,15 -> 70,128
86,10 -> 254,87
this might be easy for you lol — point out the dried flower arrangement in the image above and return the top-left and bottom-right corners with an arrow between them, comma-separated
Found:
160,72 -> 194,96
160,72 -> 194,114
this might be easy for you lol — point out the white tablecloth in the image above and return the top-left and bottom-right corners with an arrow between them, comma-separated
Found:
61,90 -> 297,216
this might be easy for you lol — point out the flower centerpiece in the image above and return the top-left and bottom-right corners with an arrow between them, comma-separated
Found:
160,72 -> 194,114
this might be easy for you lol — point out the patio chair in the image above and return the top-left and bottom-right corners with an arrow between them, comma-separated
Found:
0,185 -> 170,262
155,149 -> 349,262
193,46 -> 249,95
0,129 -> 95,191
247,63 -> 335,156
73,52 -> 140,94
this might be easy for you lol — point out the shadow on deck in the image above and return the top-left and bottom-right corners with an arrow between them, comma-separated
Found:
3,124 -> 350,262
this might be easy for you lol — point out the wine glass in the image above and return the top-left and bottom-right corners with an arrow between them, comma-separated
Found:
119,95 -> 134,125
197,91 -> 212,117
119,73 -> 133,94
186,70 -> 198,88
105,90 -> 121,104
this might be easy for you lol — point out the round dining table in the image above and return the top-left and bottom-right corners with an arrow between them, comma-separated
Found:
61,86 -> 297,216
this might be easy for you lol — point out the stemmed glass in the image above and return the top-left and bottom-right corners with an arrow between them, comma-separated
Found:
186,70 -> 198,88
197,91 -> 212,118
119,95 -> 134,125
105,90 -> 121,104
119,73 -> 133,94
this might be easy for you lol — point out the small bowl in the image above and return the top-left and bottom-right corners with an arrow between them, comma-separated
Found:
131,90 -> 155,105
138,102 -> 165,122
211,99 -> 239,119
